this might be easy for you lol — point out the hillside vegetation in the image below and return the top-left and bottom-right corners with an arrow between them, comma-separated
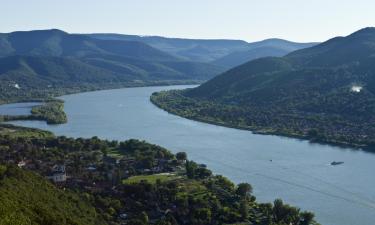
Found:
0,29 -> 225,104
3,100 -> 67,124
0,165 -> 105,225
0,127 -> 319,225
151,28 -> 375,149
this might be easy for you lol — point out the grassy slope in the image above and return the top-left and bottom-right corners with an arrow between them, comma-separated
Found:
0,165 -> 105,225
123,173 -> 180,184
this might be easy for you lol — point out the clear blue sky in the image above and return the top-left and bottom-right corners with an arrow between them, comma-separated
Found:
2,0 -> 374,42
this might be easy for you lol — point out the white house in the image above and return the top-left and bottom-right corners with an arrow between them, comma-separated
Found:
17,160 -> 26,168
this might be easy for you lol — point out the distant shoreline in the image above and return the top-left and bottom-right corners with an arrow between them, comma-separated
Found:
0,81 -> 200,125
150,91 -> 375,152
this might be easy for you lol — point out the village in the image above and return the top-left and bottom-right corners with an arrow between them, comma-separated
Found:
6,142 -> 187,192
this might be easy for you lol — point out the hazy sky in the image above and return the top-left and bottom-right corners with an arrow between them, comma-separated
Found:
2,0 -> 374,42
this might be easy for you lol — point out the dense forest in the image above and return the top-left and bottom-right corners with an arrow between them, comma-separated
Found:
151,28 -> 375,149
0,124 -> 319,225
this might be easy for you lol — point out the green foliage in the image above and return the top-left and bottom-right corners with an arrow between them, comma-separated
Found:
151,28 -> 375,149
30,100 -> 67,124
176,152 -> 187,161
0,129 -> 319,225
123,173 -> 179,184
0,124 -> 54,138
186,160 -> 212,179
0,29 -> 225,105
236,183 -> 253,197
0,165 -> 105,225
3,100 -> 67,124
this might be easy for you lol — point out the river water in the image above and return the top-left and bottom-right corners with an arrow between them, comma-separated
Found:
1,85 -> 374,225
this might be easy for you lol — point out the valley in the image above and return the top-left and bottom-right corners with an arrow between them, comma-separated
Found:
2,85 -> 375,225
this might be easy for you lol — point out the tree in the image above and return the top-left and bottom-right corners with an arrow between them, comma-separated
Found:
236,183 -> 253,198
140,211 -> 149,224
273,199 -> 285,222
195,167 -> 212,179
300,211 -> 315,225
186,160 -> 197,178
193,208 -> 212,224
127,219 -> 147,225
239,199 -> 249,221
176,152 -> 187,161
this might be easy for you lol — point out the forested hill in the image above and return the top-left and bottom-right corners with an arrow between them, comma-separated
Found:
0,125 -> 319,225
152,27 -> 375,148
212,39 -> 317,68
87,33 -> 251,62
0,165 -> 105,225
88,33 -> 317,66
0,29 -> 225,102
0,29 -> 177,60
189,27 -> 375,103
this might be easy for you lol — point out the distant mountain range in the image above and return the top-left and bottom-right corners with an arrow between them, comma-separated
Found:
0,29 -> 225,91
87,33 -> 250,62
87,33 -> 318,66
152,27 -> 375,148
0,29 -> 317,103
212,39 -> 317,68
190,28 -> 375,105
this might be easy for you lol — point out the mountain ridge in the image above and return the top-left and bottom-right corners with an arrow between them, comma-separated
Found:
0,29 -> 225,102
87,33 -> 319,64
151,27 -> 375,148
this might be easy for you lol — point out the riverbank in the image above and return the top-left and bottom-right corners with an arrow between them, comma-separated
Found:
0,124 -> 319,225
6,84 -> 375,225
0,80 -> 201,105
0,80 -> 200,125
150,90 -> 374,151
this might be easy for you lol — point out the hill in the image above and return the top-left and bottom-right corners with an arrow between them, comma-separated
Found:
212,39 -> 317,68
87,33 -> 250,62
0,29 -> 179,60
0,29 -> 225,103
88,34 -> 318,66
0,165 -> 105,225
151,27 -> 375,148
0,127 -> 319,225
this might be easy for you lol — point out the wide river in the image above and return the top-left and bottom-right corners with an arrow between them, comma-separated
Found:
2,85 -> 375,225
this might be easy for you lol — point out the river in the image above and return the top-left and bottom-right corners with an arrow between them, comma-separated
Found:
1,85 -> 375,225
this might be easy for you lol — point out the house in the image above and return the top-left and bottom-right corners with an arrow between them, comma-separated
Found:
48,172 -> 67,183
119,213 -> 128,219
52,164 -> 66,173
17,160 -> 26,168
178,159 -> 187,164
143,168 -> 152,173
152,166 -> 162,173
86,166 -> 97,171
